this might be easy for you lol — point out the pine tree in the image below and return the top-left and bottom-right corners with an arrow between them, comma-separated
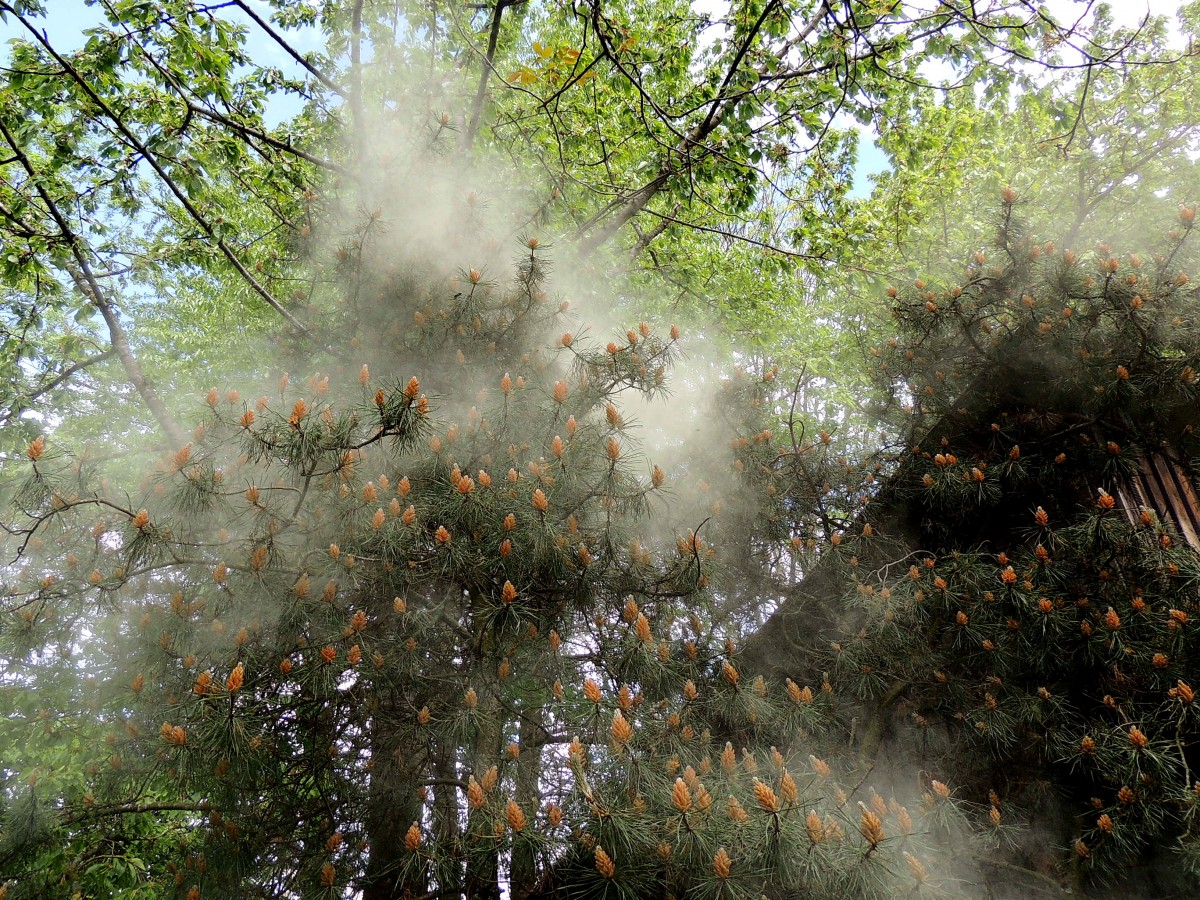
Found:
0,138 -> 966,900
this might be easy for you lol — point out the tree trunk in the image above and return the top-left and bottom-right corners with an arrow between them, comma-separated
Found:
432,737 -> 464,898
466,595 -> 504,900
363,694 -> 426,900
510,710 -> 544,899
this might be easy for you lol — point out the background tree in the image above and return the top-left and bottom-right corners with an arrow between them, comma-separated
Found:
746,191 -> 1200,893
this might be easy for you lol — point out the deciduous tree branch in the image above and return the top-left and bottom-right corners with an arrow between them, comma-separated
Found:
466,0 -> 514,151
1,348 -> 117,426
232,0 -> 348,99
4,5 -> 310,334
0,115 -> 189,447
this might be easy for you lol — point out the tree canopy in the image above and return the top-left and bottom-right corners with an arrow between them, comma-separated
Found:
2,0 -> 1200,898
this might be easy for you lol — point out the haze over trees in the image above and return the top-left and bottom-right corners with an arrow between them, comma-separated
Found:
1,1 -> 1199,898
